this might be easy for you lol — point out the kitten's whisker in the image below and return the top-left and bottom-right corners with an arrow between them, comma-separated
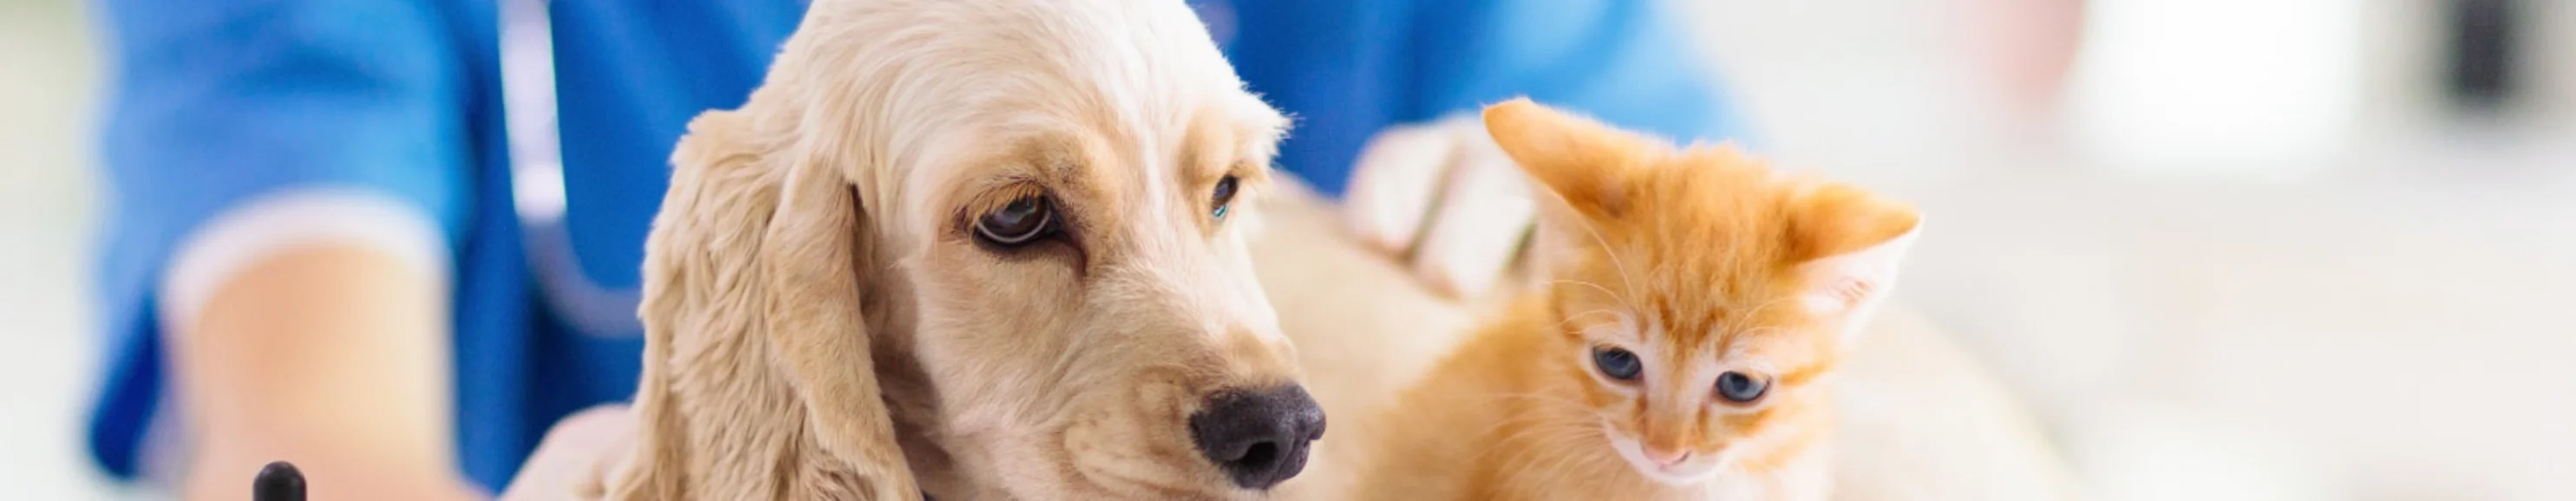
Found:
1734,296 -> 1797,327
1548,278 -> 1631,309
1489,423 -> 1597,475
1468,398 -> 1590,448
1519,427 -> 1605,489
1566,217 -> 1647,310
1558,308 -> 1628,331
1478,421 -> 1594,470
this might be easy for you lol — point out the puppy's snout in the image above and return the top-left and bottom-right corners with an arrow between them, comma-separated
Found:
1187,385 -> 1326,490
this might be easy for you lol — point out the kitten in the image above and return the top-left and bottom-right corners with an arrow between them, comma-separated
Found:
1348,99 -> 1920,501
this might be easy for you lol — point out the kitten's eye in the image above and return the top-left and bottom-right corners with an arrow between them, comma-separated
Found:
1715,371 -> 1769,403
975,195 -> 1056,246
1210,175 -> 1240,219
1592,346 -> 1643,381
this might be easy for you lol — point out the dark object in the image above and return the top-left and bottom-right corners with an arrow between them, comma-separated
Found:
2444,0 -> 2522,111
253,461 -> 306,501
1187,385 -> 1326,490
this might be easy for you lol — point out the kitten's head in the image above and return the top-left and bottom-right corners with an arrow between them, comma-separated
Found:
1482,99 -> 1920,485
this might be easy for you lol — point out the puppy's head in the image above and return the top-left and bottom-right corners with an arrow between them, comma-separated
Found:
733,0 -> 1310,498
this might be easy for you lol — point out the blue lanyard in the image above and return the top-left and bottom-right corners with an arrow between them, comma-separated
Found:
500,0 -> 644,336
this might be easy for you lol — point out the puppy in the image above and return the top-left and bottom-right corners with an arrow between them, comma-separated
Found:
611,0 -> 1312,498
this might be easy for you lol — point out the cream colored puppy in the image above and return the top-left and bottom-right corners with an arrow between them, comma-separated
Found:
568,0 -> 1317,499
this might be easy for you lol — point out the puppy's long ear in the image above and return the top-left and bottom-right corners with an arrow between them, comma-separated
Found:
620,104 -> 919,500
759,144 -> 920,499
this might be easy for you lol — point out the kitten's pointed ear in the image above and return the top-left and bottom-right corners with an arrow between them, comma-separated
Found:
1788,185 -> 1923,342
1481,98 -> 1663,218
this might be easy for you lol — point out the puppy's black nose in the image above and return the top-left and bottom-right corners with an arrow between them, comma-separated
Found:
1188,385 -> 1326,490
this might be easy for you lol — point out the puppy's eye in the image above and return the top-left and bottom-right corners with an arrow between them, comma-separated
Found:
1210,175 -> 1239,219
1715,371 -> 1769,403
975,196 -> 1056,246
1592,346 -> 1642,381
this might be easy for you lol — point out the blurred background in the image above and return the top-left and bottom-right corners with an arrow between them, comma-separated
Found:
3,0 -> 2570,499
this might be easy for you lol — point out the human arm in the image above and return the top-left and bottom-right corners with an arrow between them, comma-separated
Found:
89,1 -> 481,498
173,244 -> 478,501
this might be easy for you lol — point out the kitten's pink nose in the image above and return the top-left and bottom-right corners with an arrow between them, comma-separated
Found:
1644,447 -> 1692,467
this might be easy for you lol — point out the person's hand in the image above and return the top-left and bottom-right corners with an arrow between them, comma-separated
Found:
499,406 -> 637,501
1342,115 -> 1540,299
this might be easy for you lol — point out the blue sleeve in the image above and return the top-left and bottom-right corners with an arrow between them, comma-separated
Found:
87,0 -> 469,478
1408,0 -> 1752,145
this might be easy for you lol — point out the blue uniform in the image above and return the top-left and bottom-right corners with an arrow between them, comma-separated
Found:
88,0 -> 1745,491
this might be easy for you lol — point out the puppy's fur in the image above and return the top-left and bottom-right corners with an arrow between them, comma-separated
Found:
611,0 -> 1297,498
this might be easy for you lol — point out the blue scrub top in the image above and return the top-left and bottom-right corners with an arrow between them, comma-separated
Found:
88,0 -> 1746,491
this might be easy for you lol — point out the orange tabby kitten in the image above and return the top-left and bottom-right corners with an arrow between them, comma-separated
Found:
1348,99 -> 1920,501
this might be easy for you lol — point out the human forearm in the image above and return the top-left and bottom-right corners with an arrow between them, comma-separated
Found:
170,244 -> 480,501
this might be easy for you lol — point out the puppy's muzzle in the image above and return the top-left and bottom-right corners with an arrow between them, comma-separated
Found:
1187,384 -> 1326,490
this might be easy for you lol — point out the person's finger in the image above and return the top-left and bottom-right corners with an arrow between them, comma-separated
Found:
1341,119 -> 1463,254
500,405 -> 635,501
1408,126 -> 1538,298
